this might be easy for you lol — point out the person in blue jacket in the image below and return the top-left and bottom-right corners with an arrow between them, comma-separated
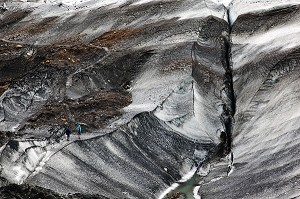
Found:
76,123 -> 82,139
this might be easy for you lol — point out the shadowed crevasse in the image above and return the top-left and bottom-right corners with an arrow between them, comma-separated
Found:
191,15 -> 235,159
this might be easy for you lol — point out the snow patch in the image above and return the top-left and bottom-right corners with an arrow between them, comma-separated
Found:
11,165 -> 27,185
198,164 -> 211,176
211,0 -> 232,7
179,167 -> 197,183
193,185 -> 202,199
232,22 -> 300,70
229,0 -> 300,24
210,176 -> 223,182
132,0 -> 160,5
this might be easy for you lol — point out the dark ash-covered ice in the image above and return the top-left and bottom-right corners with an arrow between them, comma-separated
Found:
1,0 -> 300,199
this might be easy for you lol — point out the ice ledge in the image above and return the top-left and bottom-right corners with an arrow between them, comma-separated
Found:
229,0 -> 300,24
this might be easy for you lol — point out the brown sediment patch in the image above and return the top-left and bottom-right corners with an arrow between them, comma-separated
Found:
27,90 -> 132,129
0,40 -> 106,83
41,47 -> 81,66
41,44 -> 106,67
27,16 -> 59,35
0,83 -> 10,96
56,34 -> 88,45
90,28 -> 142,47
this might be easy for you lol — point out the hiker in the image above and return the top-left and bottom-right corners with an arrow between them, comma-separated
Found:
65,126 -> 71,141
76,123 -> 82,139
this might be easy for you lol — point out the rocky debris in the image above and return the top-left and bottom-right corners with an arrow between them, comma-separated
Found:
26,90 -> 132,129
4,16 -> 59,41
0,39 -> 107,82
165,192 -> 185,199
0,184 -> 109,199
40,44 -> 107,68
0,131 -> 14,147
0,9 -> 32,30
160,59 -> 191,73
0,39 -> 149,132
0,83 -> 9,96
0,41 -> 36,82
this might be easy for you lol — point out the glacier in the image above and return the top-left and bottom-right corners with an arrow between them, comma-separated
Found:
0,0 -> 300,198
